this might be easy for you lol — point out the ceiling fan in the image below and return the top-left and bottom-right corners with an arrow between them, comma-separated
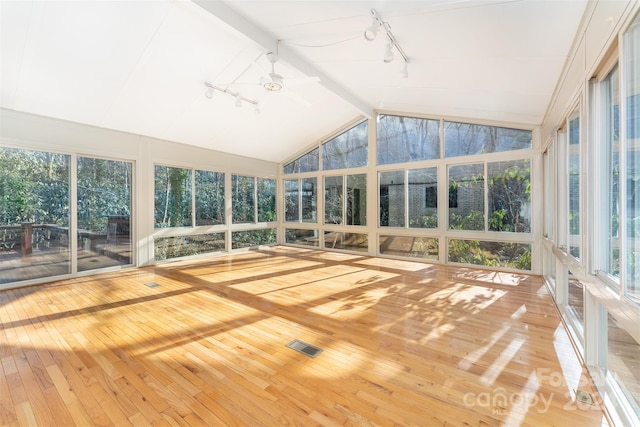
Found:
251,52 -> 320,105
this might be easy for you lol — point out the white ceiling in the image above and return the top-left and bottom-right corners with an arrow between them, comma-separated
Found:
0,0 -> 586,163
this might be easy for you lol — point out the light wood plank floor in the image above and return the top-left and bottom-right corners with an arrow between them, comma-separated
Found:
0,246 -> 610,426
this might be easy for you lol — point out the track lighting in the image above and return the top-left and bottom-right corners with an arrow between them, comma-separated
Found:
364,18 -> 379,41
383,43 -> 394,63
203,82 -> 260,114
364,9 -> 410,68
398,61 -> 409,78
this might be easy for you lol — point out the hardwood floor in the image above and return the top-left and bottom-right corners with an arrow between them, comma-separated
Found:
0,246 -> 610,426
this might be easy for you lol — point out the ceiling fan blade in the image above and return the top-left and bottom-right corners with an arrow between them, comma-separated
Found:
281,88 -> 311,107
283,76 -> 320,87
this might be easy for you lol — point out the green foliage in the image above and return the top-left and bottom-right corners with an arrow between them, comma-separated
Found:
450,211 -> 484,230
448,239 -> 531,270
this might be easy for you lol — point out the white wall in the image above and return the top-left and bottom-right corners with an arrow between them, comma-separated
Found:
542,0 -> 634,140
0,108 -> 278,267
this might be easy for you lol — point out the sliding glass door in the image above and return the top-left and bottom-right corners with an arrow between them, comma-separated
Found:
77,157 -> 133,272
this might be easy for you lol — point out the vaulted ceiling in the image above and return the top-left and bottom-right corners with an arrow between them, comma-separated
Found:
1,0 -> 586,163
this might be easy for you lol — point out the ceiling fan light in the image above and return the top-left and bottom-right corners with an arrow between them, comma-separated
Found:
383,42 -> 394,63
263,81 -> 283,92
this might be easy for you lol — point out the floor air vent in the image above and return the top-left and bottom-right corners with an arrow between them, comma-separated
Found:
286,339 -> 323,358
575,389 -> 595,405
144,282 -> 160,288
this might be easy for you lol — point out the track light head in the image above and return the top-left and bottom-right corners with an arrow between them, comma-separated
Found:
364,21 -> 379,41
383,42 -> 394,63
398,61 -> 409,78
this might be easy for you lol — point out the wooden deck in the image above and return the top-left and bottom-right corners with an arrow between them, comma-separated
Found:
0,246 -> 611,426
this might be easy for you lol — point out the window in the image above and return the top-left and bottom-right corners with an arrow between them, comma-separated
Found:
155,165 -> 192,227
606,312 -> 640,414
195,170 -> 225,226
377,114 -> 440,165
301,178 -> 317,223
285,178 -> 317,223
346,174 -> 366,226
77,157 -> 132,271
283,147 -> 319,174
543,144 -> 555,240
408,168 -> 438,228
624,13 -> 640,303
324,176 -> 343,224
379,171 -> 405,227
322,121 -> 368,170
488,160 -> 531,232
257,178 -> 276,222
444,121 -> 532,158
232,175 -> 255,224
155,233 -> 224,261
448,164 -> 484,230
285,229 -> 319,246
568,106 -> 581,259
601,65 -> 620,279
325,174 -> 367,226
0,148 -> 71,283
232,229 -> 276,249
324,232 -> 368,252
448,239 -> 531,270
285,179 -> 299,222
379,236 -> 438,260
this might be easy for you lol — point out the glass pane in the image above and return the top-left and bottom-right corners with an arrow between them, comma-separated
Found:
408,167 -> 438,228
448,239 -> 531,270
543,250 -> 556,294
377,114 -> 440,165
346,174 -> 366,226
322,121 -> 368,170
155,165 -> 192,228
543,146 -> 555,240
284,180 -> 299,222
285,228 -> 319,246
77,157 -> 132,272
301,178 -> 317,223
603,65 -> 620,279
283,147 -> 319,174
448,164 -> 484,230
444,121 -> 532,158
625,14 -> 640,303
232,175 -> 255,224
568,108 -> 581,259
195,170 -> 225,226
257,178 -> 276,222
379,235 -> 438,260
324,232 -> 368,252
379,171 -> 405,227
154,233 -> 225,261
567,270 -> 584,327
324,176 -> 343,224
0,148 -> 70,283
607,312 -> 640,414
488,159 -> 531,232
232,229 -> 276,249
